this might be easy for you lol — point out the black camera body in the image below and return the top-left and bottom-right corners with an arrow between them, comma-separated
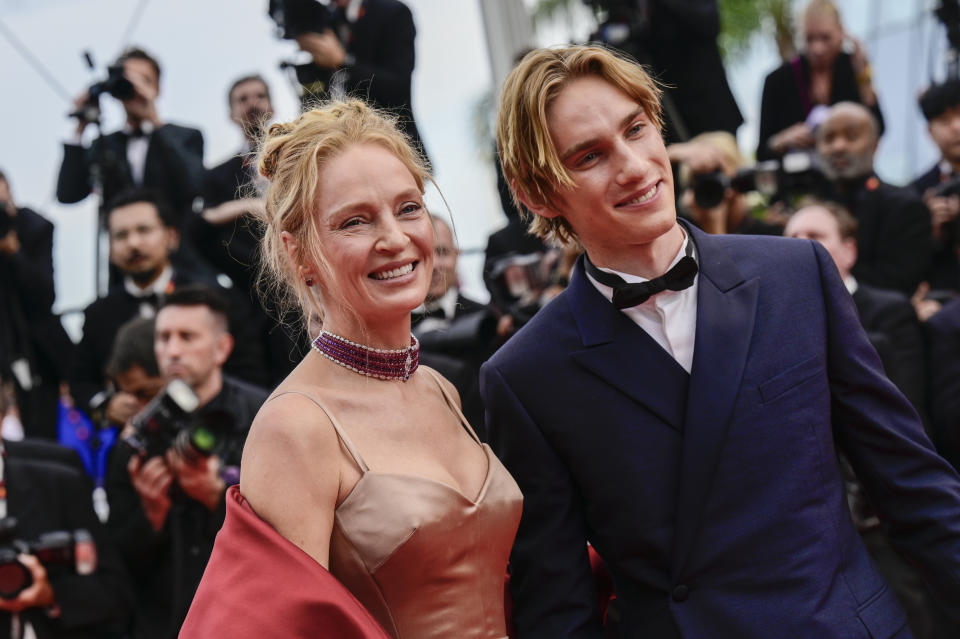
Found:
268,0 -> 336,39
123,379 -> 233,460
71,64 -> 135,125
0,518 -> 96,599
691,151 -> 828,208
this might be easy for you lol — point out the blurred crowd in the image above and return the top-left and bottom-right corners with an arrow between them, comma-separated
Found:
1,0 -> 960,637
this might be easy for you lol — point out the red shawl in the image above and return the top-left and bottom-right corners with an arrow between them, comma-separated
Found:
179,485 -> 390,639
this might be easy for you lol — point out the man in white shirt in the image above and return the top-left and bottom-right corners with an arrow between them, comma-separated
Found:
483,44 -> 960,639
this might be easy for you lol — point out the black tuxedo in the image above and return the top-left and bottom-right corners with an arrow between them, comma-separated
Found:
852,283 -> 926,416
56,124 -> 204,224
831,175 -> 933,295
0,207 -> 73,439
0,456 -> 131,639
757,52 -> 885,160
191,153 -> 306,386
309,0 -> 426,159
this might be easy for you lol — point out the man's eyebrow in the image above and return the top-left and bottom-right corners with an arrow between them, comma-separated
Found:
559,107 -> 646,162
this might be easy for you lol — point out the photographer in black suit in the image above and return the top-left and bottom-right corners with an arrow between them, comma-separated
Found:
0,441 -> 132,639
911,80 -> 960,292
57,47 -> 204,228
0,171 -> 73,440
289,0 -> 428,160
105,286 -> 267,639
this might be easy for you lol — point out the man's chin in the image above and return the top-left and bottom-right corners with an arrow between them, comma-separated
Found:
128,267 -> 161,285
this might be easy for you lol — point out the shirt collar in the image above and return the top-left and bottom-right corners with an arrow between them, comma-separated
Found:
586,229 -> 697,305
123,264 -> 173,298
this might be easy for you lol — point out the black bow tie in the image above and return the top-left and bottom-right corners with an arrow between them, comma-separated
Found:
584,241 -> 698,310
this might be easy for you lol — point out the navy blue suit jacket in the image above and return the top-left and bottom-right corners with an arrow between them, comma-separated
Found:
481,223 -> 960,638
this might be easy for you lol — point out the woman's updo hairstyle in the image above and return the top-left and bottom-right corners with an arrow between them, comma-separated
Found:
255,99 -> 432,329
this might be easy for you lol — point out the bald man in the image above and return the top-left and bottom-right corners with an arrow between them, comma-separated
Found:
816,101 -> 932,294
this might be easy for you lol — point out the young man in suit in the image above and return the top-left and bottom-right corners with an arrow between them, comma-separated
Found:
484,45 -> 960,638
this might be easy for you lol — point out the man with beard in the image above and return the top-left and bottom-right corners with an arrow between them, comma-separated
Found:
816,101 -> 932,295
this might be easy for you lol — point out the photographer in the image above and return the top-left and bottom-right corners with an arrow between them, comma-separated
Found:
0,170 -> 73,440
56,47 -> 204,229
0,441 -> 132,638
676,132 -> 785,236
282,0 -> 428,159
912,79 -> 960,293
105,285 -> 266,639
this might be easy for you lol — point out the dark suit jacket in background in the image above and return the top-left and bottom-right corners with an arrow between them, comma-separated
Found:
0,207 -> 73,439
757,51 -> 885,160
56,124 -> 204,225
834,176 -> 933,296
645,0 -> 743,142
926,298 -> 960,472
0,456 -> 131,639
910,164 -> 960,292
482,223 -> 960,638
853,283 -> 926,418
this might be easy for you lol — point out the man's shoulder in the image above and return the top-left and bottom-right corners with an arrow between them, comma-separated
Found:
909,164 -> 941,194
84,289 -> 135,316
223,375 -> 270,406
157,122 -> 203,141
872,179 -> 925,206
486,291 -> 574,372
929,297 -> 960,332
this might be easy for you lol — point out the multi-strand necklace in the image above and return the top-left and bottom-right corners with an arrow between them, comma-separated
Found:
311,330 -> 420,381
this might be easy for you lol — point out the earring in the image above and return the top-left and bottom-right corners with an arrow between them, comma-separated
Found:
304,276 -> 315,287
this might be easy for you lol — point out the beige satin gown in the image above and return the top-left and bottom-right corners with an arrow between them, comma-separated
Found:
279,370 -> 522,639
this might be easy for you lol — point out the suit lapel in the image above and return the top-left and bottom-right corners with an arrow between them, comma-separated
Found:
672,225 -> 759,576
567,258 -> 689,431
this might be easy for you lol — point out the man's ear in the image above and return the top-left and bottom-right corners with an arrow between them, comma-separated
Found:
214,332 -> 234,367
166,228 -> 180,252
512,179 -> 560,219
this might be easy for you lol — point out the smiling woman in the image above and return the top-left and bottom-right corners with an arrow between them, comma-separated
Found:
179,100 -> 522,639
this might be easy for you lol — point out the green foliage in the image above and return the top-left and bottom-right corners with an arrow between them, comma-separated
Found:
719,0 -> 796,62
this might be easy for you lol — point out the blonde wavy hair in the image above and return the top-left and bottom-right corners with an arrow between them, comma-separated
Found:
254,99 -> 432,330
496,45 -> 663,245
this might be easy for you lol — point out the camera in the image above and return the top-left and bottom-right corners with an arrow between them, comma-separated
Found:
485,252 -> 558,330
691,151 -> 828,208
123,379 -> 237,461
71,64 -> 135,125
268,0 -> 336,39
0,517 -> 96,599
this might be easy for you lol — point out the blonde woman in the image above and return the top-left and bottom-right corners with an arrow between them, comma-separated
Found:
180,100 -> 521,639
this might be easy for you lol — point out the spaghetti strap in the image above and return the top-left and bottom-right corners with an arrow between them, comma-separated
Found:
268,390 -> 370,473
422,368 -> 483,446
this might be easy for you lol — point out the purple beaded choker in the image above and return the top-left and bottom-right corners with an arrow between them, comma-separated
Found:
311,330 -> 420,381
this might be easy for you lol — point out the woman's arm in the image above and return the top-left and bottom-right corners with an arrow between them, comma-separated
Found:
240,393 -> 342,568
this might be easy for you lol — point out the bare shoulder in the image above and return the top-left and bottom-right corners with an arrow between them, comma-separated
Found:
419,365 -> 462,408
239,388 -> 341,567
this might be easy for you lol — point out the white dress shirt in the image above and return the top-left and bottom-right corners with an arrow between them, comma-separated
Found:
586,232 -> 699,373
124,121 -> 155,186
